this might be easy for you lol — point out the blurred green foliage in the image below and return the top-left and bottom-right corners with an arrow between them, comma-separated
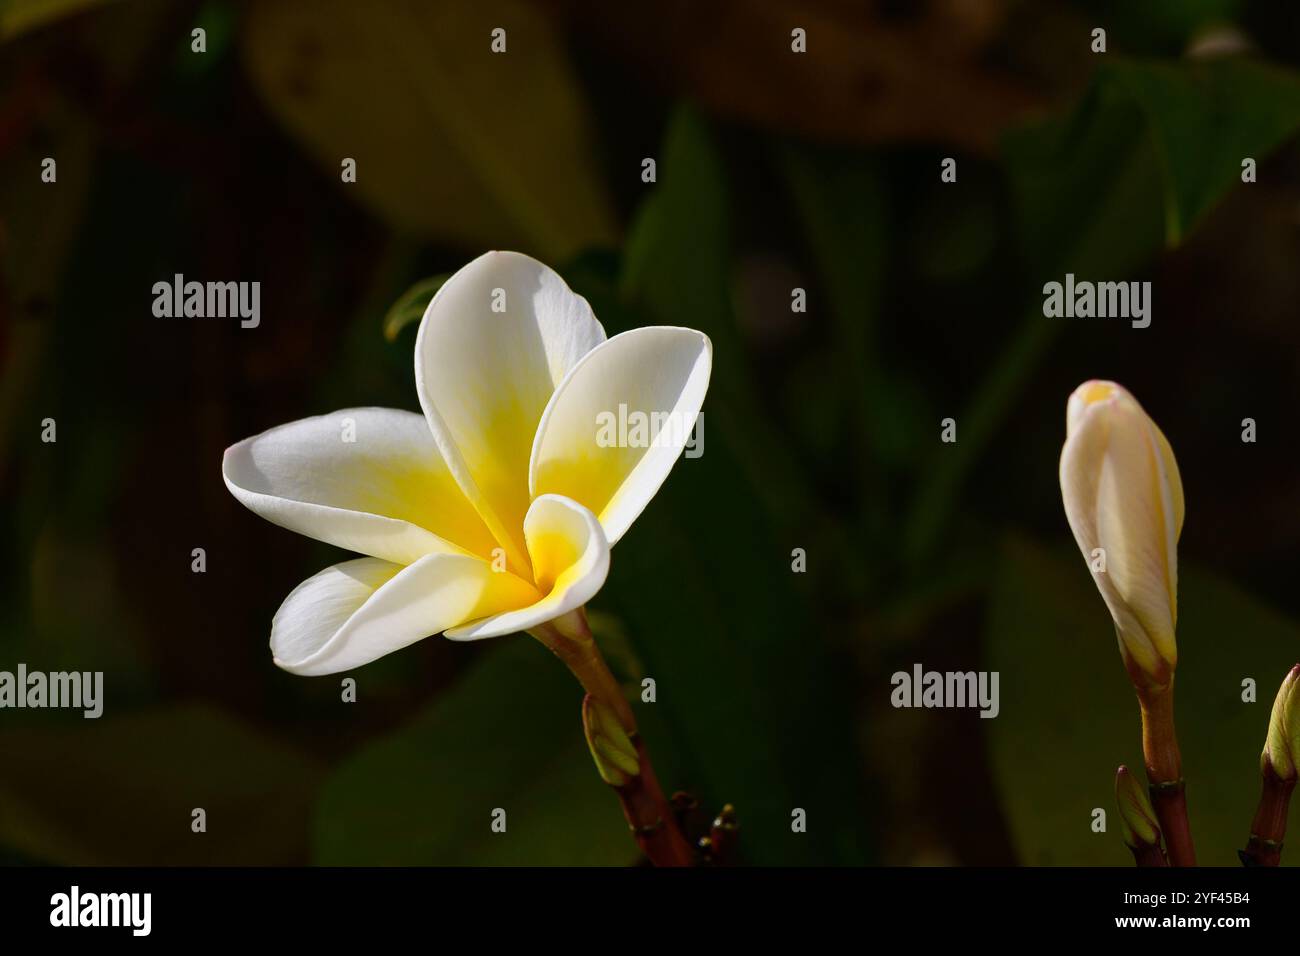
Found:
0,704 -> 321,864
987,537 -> 1298,866
316,638 -> 633,866
906,57 -> 1300,567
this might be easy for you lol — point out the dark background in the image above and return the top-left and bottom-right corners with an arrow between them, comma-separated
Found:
2,0 -> 1299,866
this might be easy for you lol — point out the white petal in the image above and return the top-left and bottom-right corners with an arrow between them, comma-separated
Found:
415,252 -> 605,573
1060,382 -> 1181,675
445,494 -> 609,640
272,555 -> 540,675
224,408 -> 499,565
529,327 -> 711,545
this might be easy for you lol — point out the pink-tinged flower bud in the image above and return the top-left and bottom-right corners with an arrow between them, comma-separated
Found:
1262,665 -> 1300,780
1115,765 -> 1161,849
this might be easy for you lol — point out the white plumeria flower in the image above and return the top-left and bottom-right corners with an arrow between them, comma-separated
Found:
1059,380 -> 1184,688
223,251 -> 711,675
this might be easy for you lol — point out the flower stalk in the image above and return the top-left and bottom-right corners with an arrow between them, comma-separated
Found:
1240,664 -> 1300,866
531,608 -> 695,867
1136,682 -> 1196,866
1060,382 -> 1195,865
1240,767 -> 1295,867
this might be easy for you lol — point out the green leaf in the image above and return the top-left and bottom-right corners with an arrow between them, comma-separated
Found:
776,144 -> 884,377
776,144 -> 890,494
611,113 -> 872,863
0,704 -> 323,864
621,107 -> 823,538
242,0 -> 617,260
1007,59 -> 1300,264
381,273 -> 448,341
905,57 -> 1300,564
601,470 -> 873,865
985,536 -> 1300,865
1086,0 -> 1245,55
313,638 -> 635,865
1105,59 -> 1300,243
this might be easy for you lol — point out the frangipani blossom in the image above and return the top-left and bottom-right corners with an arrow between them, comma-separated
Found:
1059,380 -> 1184,689
224,251 -> 711,676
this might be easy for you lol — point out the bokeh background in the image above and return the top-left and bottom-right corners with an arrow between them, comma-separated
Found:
3,0 -> 1300,866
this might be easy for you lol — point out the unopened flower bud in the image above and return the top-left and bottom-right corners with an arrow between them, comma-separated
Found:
1262,665 -> 1300,780
1060,381 -> 1184,689
1115,764 -> 1161,849
582,694 -> 640,787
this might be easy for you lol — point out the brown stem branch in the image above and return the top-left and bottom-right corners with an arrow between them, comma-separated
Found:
1240,766 -> 1295,867
705,804 -> 739,865
1137,682 -> 1197,866
531,609 -> 695,867
1129,843 -> 1169,867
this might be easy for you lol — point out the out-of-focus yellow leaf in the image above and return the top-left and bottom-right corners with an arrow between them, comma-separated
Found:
0,0 -> 122,41
241,0 -> 618,259
381,273 -> 448,341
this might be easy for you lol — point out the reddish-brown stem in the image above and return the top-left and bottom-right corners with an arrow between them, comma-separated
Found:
1137,682 -> 1197,866
1129,843 -> 1169,867
617,737 -> 696,866
706,804 -> 739,865
532,610 -> 695,867
1240,766 -> 1295,867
